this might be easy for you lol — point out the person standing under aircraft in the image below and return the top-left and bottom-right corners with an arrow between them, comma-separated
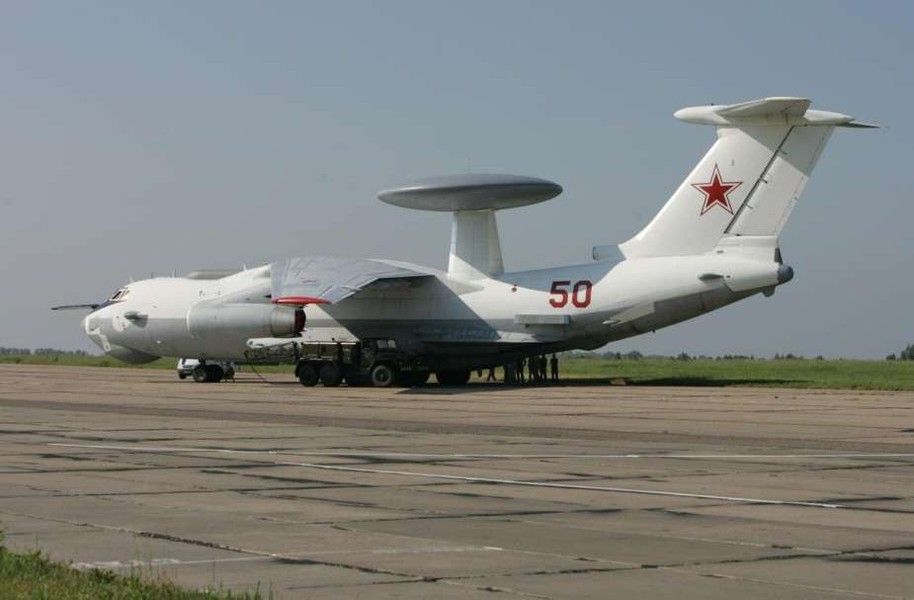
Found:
550,354 -> 559,382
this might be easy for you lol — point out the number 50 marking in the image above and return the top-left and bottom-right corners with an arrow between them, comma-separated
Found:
549,280 -> 593,308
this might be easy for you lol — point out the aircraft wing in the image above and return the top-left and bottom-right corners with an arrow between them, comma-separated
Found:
271,256 -> 434,305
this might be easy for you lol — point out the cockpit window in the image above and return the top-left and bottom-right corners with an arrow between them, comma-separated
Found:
109,288 -> 130,301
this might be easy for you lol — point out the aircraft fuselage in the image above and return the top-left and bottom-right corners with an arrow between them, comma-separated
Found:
83,254 -> 788,370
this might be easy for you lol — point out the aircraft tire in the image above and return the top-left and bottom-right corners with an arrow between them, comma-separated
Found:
192,365 -> 209,383
297,362 -> 319,387
206,365 -> 224,382
435,369 -> 471,386
370,363 -> 396,388
319,363 -> 343,387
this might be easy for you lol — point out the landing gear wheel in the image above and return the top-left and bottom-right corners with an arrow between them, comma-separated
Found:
206,365 -> 224,382
192,365 -> 209,383
435,369 -> 471,386
319,363 -> 343,387
297,363 -> 319,387
370,363 -> 396,388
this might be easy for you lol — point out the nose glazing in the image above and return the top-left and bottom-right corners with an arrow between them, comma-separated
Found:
81,309 -> 108,352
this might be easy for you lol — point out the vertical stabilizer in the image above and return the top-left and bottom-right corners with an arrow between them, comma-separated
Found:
724,125 -> 833,236
618,97 -> 871,259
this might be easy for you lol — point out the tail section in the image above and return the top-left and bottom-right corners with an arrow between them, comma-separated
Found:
618,97 -> 874,259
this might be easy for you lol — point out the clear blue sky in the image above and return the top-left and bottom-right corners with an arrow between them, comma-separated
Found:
2,1 -> 912,358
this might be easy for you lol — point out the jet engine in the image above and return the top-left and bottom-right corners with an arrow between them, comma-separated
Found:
187,303 -> 304,341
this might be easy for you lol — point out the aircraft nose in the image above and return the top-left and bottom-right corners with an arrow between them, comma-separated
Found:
79,307 -> 157,363
82,311 -> 106,351
82,309 -> 103,335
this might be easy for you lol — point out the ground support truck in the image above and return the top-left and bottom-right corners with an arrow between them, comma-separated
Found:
244,338 -> 429,388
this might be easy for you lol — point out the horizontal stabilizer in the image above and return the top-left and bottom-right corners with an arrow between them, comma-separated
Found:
674,96 -> 872,128
717,97 -> 810,118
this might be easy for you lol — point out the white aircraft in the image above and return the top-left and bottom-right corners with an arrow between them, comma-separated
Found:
56,97 -> 873,386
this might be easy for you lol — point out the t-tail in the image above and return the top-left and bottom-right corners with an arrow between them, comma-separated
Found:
618,97 -> 875,261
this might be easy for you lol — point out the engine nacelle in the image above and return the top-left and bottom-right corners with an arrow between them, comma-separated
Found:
187,303 -> 304,342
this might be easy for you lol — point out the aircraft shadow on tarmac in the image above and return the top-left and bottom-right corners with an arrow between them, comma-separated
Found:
397,376 -> 802,394
156,375 -> 800,393
625,376 -> 800,387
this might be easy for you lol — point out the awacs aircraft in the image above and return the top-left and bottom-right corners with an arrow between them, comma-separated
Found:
55,97 -> 873,386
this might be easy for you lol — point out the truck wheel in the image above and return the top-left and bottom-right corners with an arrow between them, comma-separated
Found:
178,373 -> 188,380
192,365 -> 209,383
320,363 -> 343,387
297,363 -> 319,387
370,364 -> 396,388
435,369 -> 471,386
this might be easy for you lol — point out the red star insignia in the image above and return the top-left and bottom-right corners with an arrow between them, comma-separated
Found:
691,164 -> 742,215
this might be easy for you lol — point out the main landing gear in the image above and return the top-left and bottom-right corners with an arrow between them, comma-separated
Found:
192,364 -> 234,383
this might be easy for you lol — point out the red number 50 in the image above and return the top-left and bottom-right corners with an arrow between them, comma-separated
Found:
549,280 -> 592,308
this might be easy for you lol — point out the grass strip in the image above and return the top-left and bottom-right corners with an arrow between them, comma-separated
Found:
556,357 -> 914,390
3,355 -> 914,391
0,543 -> 266,600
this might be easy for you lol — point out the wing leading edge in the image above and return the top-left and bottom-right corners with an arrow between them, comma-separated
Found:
271,256 -> 434,305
